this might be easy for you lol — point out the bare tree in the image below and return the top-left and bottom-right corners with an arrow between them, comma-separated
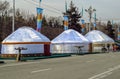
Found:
0,1 -> 9,14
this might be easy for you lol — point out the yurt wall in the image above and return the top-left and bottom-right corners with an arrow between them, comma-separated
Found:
51,43 -> 89,54
85,30 -> 114,53
51,29 -> 90,54
2,44 -> 44,54
1,27 -> 51,57
91,43 -> 113,53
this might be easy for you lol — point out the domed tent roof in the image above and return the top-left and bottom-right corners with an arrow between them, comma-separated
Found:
1,26 -> 51,56
51,29 -> 89,44
2,26 -> 50,43
85,30 -> 114,43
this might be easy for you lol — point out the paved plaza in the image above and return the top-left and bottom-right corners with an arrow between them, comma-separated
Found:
0,52 -> 120,79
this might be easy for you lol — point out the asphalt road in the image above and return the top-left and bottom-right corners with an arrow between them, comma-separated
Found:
0,52 -> 120,79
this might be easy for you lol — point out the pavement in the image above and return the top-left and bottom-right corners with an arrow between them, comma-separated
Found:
0,53 -> 71,61
0,52 -> 120,79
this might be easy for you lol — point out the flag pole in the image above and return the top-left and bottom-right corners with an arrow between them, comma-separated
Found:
65,0 -> 67,12
81,7 -> 83,17
39,0 -> 41,8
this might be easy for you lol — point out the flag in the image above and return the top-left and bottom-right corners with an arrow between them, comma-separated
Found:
36,8 -> 43,31
93,23 -> 96,27
81,19 -> 85,33
64,15 -> 68,30
81,19 -> 85,24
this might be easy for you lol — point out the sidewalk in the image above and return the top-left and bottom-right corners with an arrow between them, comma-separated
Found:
0,53 -> 71,63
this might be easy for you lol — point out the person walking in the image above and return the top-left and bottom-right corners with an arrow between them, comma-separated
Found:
107,44 -> 110,53
112,44 -> 117,52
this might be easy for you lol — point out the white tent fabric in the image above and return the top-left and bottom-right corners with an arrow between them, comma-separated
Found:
85,30 -> 114,52
85,30 -> 114,43
1,26 -> 50,54
51,29 -> 90,53
52,29 -> 89,44
2,27 -> 50,42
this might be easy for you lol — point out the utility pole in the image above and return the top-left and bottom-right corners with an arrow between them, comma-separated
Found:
117,25 -> 120,40
94,12 -> 97,30
12,0 -> 15,32
85,6 -> 96,31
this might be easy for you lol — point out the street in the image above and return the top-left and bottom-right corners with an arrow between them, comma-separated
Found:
0,52 -> 120,79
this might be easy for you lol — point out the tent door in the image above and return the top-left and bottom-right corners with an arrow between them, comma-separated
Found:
44,44 -> 51,56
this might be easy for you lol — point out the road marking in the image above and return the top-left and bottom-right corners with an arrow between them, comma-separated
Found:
0,62 -> 40,68
88,70 -> 112,79
31,68 -> 52,73
88,65 -> 120,79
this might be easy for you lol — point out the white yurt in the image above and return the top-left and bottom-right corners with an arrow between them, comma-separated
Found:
85,30 -> 114,52
1,26 -> 51,57
51,29 -> 90,54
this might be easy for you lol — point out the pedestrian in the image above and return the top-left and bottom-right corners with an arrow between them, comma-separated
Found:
112,44 -> 116,52
101,45 -> 107,53
107,44 -> 110,52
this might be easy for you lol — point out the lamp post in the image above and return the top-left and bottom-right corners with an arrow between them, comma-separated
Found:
85,6 -> 96,31
15,47 -> 27,62
12,0 -> 15,32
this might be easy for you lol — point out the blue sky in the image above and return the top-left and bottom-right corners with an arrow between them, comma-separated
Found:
6,0 -> 120,22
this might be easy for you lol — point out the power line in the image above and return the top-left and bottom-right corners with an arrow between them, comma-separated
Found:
31,0 -> 63,15
32,0 -> 63,12
99,18 -> 120,21
23,0 -> 62,15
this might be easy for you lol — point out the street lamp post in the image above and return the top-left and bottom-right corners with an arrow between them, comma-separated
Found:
12,0 -> 15,32
85,6 -> 96,31
15,47 -> 27,62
